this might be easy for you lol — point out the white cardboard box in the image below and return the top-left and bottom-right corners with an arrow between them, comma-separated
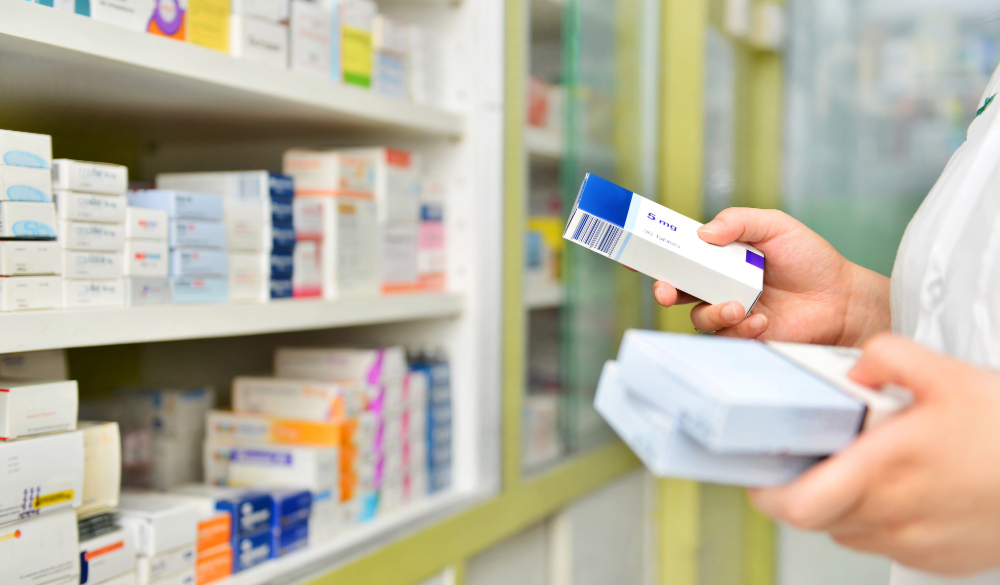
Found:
168,220 -> 227,249
231,0 -> 287,21
595,360 -> 816,487
64,279 -> 126,308
208,442 -> 340,492
94,572 -> 138,585
80,527 -> 136,585
60,221 -> 126,251
274,346 -> 408,383
230,14 -> 289,69
228,251 -> 268,302
565,174 -> 764,315
0,510 -> 80,585
63,251 -> 124,279
289,0 -> 333,78
0,379 -> 78,440
52,160 -> 128,196
0,275 -> 62,311
55,190 -> 128,223
232,376 -> 364,421
0,240 -> 61,275
136,544 -> 195,585
0,129 -> 52,170
224,204 -> 268,251
125,277 -> 172,306
170,248 -> 230,277
0,201 -> 58,238
206,410 -> 342,447
124,240 -> 169,277
118,493 -> 199,557
149,568 -> 194,585
0,165 -> 52,202
0,349 -> 68,380
79,421 -> 123,518
289,197 -> 379,298
125,207 -> 169,241
0,430 -> 84,525
128,190 -> 224,221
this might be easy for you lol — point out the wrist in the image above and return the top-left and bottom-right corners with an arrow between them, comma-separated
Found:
837,262 -> 892,347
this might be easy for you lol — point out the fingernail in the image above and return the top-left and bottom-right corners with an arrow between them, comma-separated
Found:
722,303 -> 739,323
751,314 -> 767,330
699,220 -> 724,235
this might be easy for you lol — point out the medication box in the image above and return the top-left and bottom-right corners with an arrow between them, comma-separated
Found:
80,527 -> 136,585
171,248 -> 229,276
272,489 -> 311,526
230,0 -> 287,21
339,0 -> 376,87
78,421 -> 123,518
118,493 -> 199,556
274,519 -> 308,557
0,510 -> 80,585
0,166 -> 52,202
196,543 -> 232,584
168,485 -> 272,540
565,174 -> 764,314
0,379 -> 78,440
274,346 -> 408,383
210,443 -> 340,492
232,376 -> 363,421
0,129 -> 52,169
124,240 -> 169,277
207,410 -> 342,447
63,251 -> 123,279
0,240 -> 60,275
230,14 -> 289,68
171,276 -> 228,304
228,251 -> 268,302
595,361 -> 817,487
135,544 -> 195,585
232,529 -> 271,573
169,220 -> 227,249
294,197 -> 378,297
289,0 -> 333,78
60,221 -> 126,251
126,207 -> 169,241
55,191 -> 128,223
64,279 -> 126,308
128,190 -> 224,221
0,349 -> 68,380
125,277 -> 172,306
0,275 -> 62,311
0,430 -> 84,525
52,160 -> 128,195
0,201 -> 58,238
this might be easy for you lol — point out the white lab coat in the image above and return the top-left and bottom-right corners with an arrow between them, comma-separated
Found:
888,64 -> 1000,584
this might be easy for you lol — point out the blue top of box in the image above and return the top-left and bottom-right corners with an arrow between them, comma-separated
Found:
271,489 -> 312,526
268,174 -> 294,199
215,491 -> 273,538
574,174 -> 633,228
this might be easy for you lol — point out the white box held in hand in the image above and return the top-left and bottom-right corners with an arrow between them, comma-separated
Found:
565,174 -> 764,315
0,240 -> 60,275
0,166 -> 52,202
64,279 -> 125,308
230,14 -> 289,68
0,430 -> 84,525
0,201 -> 57,238
52,160 -> 128,195
0,379 -> 78,440
78,421 -> 122,518
118,493 -> 199,556
0,275 -> 62,311
0,510 -> 80,585
0,130 -> 52,169
55,191 -> 128,223
126,207 -> 169,241
63,251 -> 123,279
80,527 -> 136,585
124,240 -> 169,277
60,221 -> 125,251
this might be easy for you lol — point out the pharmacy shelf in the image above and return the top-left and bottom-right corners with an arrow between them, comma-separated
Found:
525,126 -> 563,163
0,293 -> 464,353
0,0 -> 464,142
524,282 -> 564,310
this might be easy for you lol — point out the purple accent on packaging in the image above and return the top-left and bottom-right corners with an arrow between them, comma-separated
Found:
148,0 -> 184,35
233,450 -> 293,466
368,350 -> 385,386
746,251 -> 765,269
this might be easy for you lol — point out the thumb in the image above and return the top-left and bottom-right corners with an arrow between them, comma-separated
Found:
697,208 -> 798,247
848,334 -> 954,403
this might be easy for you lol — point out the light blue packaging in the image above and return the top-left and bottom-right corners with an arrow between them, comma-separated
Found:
170,276 -> 228,304
233,529 -> 272,573
273,519 -> 309,557
168,220 -> 227,248
329,0 -> 341,82
595,360 -> 817,487
0,130 -> 51,170
128,189 -> 224,220
616,330 -> 865,455
0,201 -> 57,238
0,167 -> 51,202
170,248 -> 230,276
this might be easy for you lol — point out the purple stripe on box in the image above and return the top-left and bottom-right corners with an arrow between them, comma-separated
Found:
746,251 -> 765,269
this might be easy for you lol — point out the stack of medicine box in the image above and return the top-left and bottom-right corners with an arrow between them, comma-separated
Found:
0,129 -> 62,311
409,348 -> 452,495
337,0 -> 377,88
155,171 -> 296,302
161,486 -> 233,585
118,492 -> 199,585
0,376 -> 83,584
378,364 -> 429,513
288,0 -> 333,80
283,148 -> 379,299
127,190 -> 228,304
124,203 -> 172,306
54,158 -> 130,308
206,375 -> 358,545
417,179 -> 447,291
229,0 -> 290,69
372,15 -> 410,100
273,347 -> 408,523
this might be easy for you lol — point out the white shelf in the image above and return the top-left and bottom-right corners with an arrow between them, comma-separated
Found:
524,282 -> 564,310
0,293 -> 463,353
525,126 -> 563,163
0,0 -> 464,142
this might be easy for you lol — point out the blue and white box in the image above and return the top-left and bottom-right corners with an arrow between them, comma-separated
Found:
59,221 -> 125,251
63,251 -> 122,279
55,191 -> 127,223
169,220 -> 227,249
270,249 -> 293,280
564,174 -> 764,315
171,277 -> 228,304
270,278 -> 292,300
125,277 -> 172,306
271,489 -> 311,527
233,529 -> 272,572
52,160 -> 128,196
273,519 -> 309,557
0,202 -> 57,239
171,248 -> 230,276
64,279 -> 125,308
595,360 -> 817,487
125,207 -> 169,241
125,240 -> 169,277
0,166 -> 52,202
0,130 -> 52,170
128,190 -> 224,221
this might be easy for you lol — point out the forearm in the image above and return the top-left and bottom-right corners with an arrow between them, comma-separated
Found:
837,264 -> 892,347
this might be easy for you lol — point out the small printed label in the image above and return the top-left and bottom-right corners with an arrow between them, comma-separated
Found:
34,489 -> 74,508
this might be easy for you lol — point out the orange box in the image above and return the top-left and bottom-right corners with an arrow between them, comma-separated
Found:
197,512 -> 231,554
197,544 -> 233,585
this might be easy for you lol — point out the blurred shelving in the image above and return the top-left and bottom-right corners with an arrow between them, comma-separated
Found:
525,126 -> 563,162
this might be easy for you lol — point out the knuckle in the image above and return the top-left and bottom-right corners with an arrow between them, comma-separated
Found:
782,501 -> 825,531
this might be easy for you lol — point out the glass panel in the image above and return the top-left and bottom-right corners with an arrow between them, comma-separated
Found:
704,25 -> 738,221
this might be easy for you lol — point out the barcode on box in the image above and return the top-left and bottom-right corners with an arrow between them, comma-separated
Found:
567,211 -> 624,257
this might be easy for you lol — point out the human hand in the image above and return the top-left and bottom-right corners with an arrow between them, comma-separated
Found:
749,335 -> 1000,576
653,208 -> 889,346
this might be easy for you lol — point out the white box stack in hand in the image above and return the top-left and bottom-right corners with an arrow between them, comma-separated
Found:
55,159 -> 130,309
0,130 -> 62,311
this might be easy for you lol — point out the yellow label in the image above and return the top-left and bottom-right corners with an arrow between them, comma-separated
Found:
342,27 -> 373,87
187,0 -> 230,52
34,489 -> 74,509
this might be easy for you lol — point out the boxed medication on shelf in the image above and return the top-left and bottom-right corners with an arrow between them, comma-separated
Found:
128,190 -> 224,221
0,430 -> 84,525
207,410 -> 342,447
232,376 -> 364,421
186,0 -> 231,53
79,421 -> 123,518
372,15 -> 410,99
155,171 -> 292,211
228,251 -> 268,302
170,248 -> 229,276
149,568 -> 195,585
275,346 -> 409,385
125,241 -> 169,277
596,360 -> 817,486
289,0 -> 333,78
229,14 -> 289,68
64,279 -> 126,308
171,276 -> 228,304
381,223 -> 419,293
0,379 -> 78,440
231,0 -> 288,21
0,129 -> 52,169
291,239 -> 321,298
0,201 -> 58,238
308,490 -> 338,545
90,0 -> 182,36
117,386 -> 215,438
136,544 -> 195,585
64,251 -> 124,279
196,544 -> 232,584
60,221 -> 126,251
96,573 -> 138,585
274,520 -> 309,557
0,349 -> 68,380
224,205 -> 267,251
0,165 -> 52,202
339,0 -> 376,87
118,493 -> 199,557
233,529 -> 271,573
168,220 -> 227,249
126,277 -> 172,306
80,527 -> 137,585
0,275 -> 62,311
565,174 -> 764,313
205,443 -> 340,492
0,510 -> 80,585
126,207 -> 169,241
0,240 -> 60,275
270,247 -> 292,279
271,277 -> 292,299
289,196 -> 379,298
167,485 -> 272,540
52,160 -> 128,195
55,191 -> 128,223
272,489 -> 311,526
